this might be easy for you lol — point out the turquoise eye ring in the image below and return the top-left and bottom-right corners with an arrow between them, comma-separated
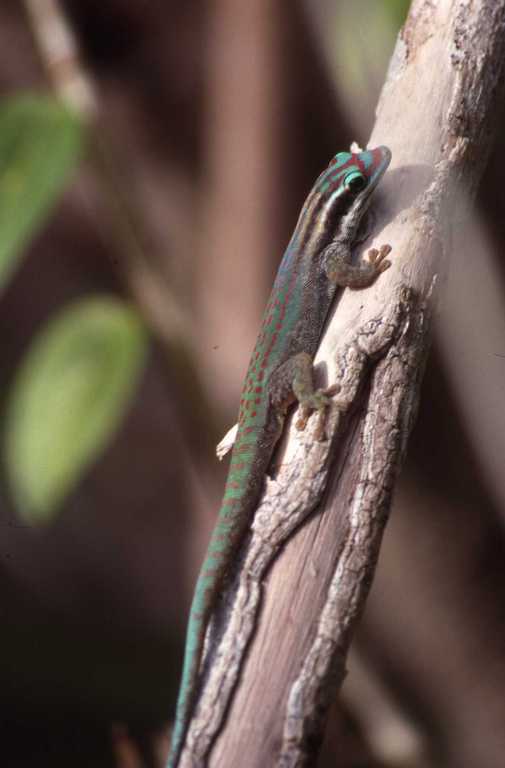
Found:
344,171 -> 367,192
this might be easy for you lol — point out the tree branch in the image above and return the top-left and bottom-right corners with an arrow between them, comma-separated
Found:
180,1 -> 505,765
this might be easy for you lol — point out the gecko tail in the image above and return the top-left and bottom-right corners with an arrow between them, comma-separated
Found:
166,606 -> 206,766
167,530 -> 231,766
167,456 -> 252,765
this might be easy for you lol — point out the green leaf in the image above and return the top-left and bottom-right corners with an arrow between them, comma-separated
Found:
4,297 -> 148,524
0,94 -> 84,292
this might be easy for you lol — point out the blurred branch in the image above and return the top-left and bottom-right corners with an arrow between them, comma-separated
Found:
23,0 -> 96,117
196,0 -> 284,408
362,468 -> 505,768
342,648 -> 429,768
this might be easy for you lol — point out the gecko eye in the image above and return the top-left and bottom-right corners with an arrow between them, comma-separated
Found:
344,171 -> 367,192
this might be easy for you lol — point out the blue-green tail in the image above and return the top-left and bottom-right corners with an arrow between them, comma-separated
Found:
167,425 -> 268,766
166,568 -> 214,767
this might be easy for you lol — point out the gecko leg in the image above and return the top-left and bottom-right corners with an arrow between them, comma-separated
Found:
325,242 -> 391,288
269,352 -> 339,441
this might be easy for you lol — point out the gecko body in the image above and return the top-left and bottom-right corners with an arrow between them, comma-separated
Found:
168,145 -> 392,766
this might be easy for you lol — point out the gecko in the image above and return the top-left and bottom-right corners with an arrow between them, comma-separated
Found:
167,145 -> 392,767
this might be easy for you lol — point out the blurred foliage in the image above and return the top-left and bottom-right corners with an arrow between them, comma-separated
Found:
383,0 -> 410,27
0,94 -> 84,292
327,0 -> 409,129
4,296 -> 148,524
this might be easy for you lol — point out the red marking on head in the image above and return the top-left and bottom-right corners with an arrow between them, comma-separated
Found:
251,411 -> 257,417
355,147 -> 385,179
371,147 -> 384,169
354,154 -> 366,175
255,386 -> 262,393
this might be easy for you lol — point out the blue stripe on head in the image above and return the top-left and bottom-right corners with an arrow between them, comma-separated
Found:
359,151 -> 373,170
318,152 -> 355,194
332,152 -> 352,167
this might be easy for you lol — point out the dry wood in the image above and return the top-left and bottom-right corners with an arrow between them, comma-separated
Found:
179,1 -> 505,766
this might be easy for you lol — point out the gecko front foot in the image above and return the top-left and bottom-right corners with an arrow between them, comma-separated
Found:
367,243 -> 391,273
325,242 -> 392,289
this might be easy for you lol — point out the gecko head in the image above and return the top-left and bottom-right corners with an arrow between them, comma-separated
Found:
318,145 -> 391,210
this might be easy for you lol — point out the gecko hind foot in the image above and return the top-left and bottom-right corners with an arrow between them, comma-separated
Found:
296,383 -> 340,440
